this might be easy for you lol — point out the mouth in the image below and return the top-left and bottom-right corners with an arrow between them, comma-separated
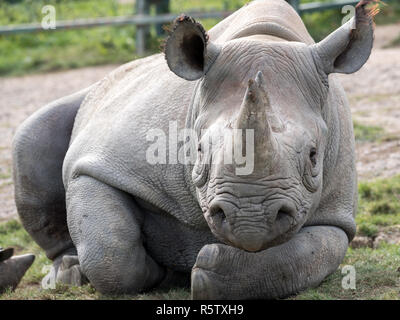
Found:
205,200 -> 300,252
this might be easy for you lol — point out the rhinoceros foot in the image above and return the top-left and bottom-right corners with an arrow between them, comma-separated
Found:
191,244 -> 227,300
42,255 -> 88,288
56,255 -> 88,286
0,253 -> 35,293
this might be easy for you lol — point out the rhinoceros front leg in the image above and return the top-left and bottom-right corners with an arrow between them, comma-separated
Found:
191,226 -> 348,299
65,175 -> 165,294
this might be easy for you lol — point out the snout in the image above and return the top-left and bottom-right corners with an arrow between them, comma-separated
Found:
205,199 -> 298,252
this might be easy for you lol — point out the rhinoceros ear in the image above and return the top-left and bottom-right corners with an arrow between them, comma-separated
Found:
0,247 -> 14,262
312,0 -> 378,74
164,15 -> 220,81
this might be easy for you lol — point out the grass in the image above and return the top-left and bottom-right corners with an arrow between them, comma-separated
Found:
356,175 -> 400,237
0,0 -> 246,77
353,121 -> 385,143
0,8 -> 139,76
358,175 -> 400,216
302,0 -> 400,41
353,119 -> 400,144
0,219 -> 52,286
294,243 -> 400,300
0,0 -> 399,77
0,0 -> 152,77
0,219 -> 191,300
0,282 -> 191,300
295,175 -> 400,299
1,175 -> 400,300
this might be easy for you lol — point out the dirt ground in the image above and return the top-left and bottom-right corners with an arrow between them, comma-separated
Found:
0,65 -> 117,221
0,24 -> 400,221
339,23 -> 400,181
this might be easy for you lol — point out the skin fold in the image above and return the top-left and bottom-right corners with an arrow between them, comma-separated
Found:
12,0 -> 376,299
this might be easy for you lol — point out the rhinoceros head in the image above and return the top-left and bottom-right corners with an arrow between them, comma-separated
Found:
165,3 -> 374,252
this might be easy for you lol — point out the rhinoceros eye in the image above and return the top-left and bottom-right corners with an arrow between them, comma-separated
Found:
303,146 -> 320,192
192,142 -> 210,188
309,147 -> 317,167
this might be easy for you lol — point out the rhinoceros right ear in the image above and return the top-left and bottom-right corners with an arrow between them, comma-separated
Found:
311,0 -> 378,74
165,15 -> 221,81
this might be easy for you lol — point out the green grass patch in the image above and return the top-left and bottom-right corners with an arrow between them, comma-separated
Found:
0,219 -> 191,300
0,0 -> 246,77
353,121 -> 385,143
357,222 -> 380,238
0,219 -> 51,285
0,281 -> 191,300
2,217 -> 399,300
356,175 -> 400,237
374,0 -> 400,25
294,243 -> 400,300
0,0 -> 146,76
358,175 -> 400,215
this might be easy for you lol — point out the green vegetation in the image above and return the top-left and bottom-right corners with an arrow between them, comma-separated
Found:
0,0 -> 246,77
1,175 -> 400,300
353,121 -> 385,143
356,175 -> 400,237
0,0 -> 399,77
0,0 -> 140,76
296,175 -> 400,299
358,175 -> 400,216
302,0 -> 400,42
0,219 -> 51,286
0,219 -> 190,300
375,0 -> 400,25
294,243 -> 400,300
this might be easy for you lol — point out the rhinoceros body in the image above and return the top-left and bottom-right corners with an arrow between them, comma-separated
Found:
13,0 -> 375,298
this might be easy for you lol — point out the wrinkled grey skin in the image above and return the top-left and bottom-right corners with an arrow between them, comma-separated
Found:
13,0 -> 375,299
0,248 -> 35,293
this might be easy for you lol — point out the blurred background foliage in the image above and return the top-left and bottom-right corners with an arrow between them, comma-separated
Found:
0,0 -> 399,77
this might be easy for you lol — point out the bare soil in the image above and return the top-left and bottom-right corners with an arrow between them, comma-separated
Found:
1,24 -> 400,221
0,65 -> 117,221
338,23 -> 400,180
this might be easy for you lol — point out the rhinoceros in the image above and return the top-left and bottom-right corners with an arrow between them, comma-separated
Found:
0,248 -> 35,293
12,0 -> 376,299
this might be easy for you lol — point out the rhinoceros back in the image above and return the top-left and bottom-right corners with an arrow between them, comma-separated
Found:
209,0 -> 314,44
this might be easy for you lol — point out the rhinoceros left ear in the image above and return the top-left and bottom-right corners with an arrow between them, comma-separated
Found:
165,15 -> 221,81
0,247 -> 14,262
312,0 -> 378,74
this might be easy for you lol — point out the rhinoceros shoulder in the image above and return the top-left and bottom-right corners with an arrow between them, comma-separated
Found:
63,54 -> 204,227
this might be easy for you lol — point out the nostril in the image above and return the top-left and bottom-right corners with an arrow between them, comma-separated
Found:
216,209 -> 227,223
276,204 -> 295,222
210,205 -> 227,223
276,210 -> 290,222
